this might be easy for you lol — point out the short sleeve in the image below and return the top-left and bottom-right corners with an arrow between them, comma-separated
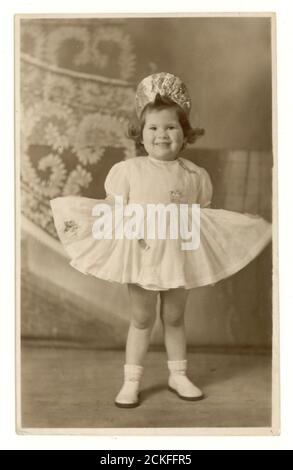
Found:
104,161 -> 130,203
198,168 -> 213,208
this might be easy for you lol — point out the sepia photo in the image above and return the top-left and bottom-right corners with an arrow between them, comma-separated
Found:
15,13 -> 278,435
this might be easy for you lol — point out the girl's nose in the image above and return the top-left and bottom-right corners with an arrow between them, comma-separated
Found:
157,129 -> 168,138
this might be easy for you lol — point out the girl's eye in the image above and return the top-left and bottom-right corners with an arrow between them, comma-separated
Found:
149,126 -> 157,130
168,126 -> 175,130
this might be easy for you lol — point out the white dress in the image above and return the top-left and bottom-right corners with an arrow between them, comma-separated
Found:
50,156 -> 272,290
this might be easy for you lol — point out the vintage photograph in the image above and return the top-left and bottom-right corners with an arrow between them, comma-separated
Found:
16,14 -> 276,433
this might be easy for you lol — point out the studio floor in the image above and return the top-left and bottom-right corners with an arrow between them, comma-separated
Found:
20,342 -> 272,430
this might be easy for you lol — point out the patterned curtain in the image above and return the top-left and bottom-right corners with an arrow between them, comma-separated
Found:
20,19 -> 139,240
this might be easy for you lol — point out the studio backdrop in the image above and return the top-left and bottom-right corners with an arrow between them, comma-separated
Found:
19,17 -> 272,349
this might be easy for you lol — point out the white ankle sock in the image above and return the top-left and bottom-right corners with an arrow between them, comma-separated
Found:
115,364 -> 143,407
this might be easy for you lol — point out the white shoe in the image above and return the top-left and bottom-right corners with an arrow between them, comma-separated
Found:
115,364 -> 143,408
167,360 -> 204,401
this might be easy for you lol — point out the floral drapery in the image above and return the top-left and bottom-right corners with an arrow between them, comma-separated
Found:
20,20 -> 138,238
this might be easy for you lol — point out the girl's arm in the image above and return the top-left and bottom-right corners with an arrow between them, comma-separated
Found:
198,167 -> 213,208
104,161 -> 130,204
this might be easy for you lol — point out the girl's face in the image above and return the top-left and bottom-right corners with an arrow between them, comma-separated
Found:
142,108 -> 185,161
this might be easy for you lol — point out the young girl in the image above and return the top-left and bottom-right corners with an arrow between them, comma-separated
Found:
50,72 -> 272,408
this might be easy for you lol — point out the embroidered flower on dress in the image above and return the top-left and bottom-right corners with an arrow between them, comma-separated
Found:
169,190 -> 183,203
64,220 -> 79,234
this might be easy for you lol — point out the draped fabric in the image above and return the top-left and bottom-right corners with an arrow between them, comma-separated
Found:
20,20 -> 138,239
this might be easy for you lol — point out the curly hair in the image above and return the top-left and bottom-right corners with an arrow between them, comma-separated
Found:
127,94 -> 205,154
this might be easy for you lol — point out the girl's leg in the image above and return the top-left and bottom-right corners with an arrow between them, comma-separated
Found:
115,284 -> 157,408
160,287 -> 189,360
160,288 -> 203,400
126,284 -> 158,365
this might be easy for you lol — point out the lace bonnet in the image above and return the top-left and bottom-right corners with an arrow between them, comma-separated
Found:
135,72 -> 191,118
